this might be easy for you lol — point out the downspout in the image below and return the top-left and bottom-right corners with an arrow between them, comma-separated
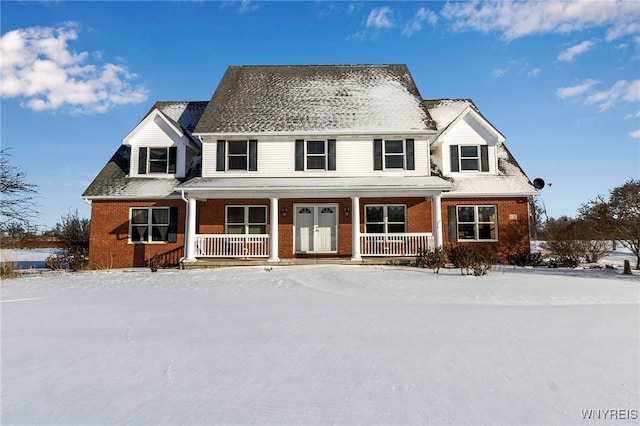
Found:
179,190 -> 188,266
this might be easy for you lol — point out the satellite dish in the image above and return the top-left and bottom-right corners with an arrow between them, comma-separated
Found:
533,178 -> 545,190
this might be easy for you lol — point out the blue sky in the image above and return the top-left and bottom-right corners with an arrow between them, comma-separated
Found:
1,0 -> 639,229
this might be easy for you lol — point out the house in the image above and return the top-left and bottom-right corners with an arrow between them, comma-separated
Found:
82,64 -> 537,269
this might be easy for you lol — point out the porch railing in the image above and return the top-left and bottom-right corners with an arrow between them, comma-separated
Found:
194,234 -> 270,258
360,233 -> 433,257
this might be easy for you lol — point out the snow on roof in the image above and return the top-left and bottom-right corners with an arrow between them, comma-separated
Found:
423,99 -> 478,131
445,144 -> 537,197
152,101 -> 208,133
195,65 -> 436,134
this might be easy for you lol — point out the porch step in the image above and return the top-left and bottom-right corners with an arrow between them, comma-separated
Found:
181,257 -> 414,269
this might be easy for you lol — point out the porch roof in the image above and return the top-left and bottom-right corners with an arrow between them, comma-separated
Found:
177,176 -> 452,199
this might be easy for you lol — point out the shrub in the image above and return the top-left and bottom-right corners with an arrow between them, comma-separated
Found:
46,210 -> 90,272
545,239 -> 585,268
446,245 -> 493,276
149,254 -> 161,272
508,250 -> 544,267
415,247 -> 446,273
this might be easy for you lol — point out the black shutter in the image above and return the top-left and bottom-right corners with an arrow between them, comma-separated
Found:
373,139 -> 383,170
328,139 -> 336,171
295,139 -> 304,171
448,205 -> 458,242
168,207 -> 178,243
450,145 -> 459,172
405,139 -> 415,170
480,145 -> 489,172
168,147 -> 177,174
216,140 -> 226,171
138,147 -> 148,175
249,140 -> 258,171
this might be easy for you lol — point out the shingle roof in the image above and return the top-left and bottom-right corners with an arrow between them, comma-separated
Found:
82,145 -> 182,199
194,65 -> 436,134
149,101 -> 208,133
423,99 -> 478,131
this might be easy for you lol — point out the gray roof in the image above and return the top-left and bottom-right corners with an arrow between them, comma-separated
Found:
194,65 -> 436,134
82,146 -> 182,199
148,101 -> 208,133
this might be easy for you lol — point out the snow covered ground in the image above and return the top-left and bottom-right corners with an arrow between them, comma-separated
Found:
2,261 -> 638,425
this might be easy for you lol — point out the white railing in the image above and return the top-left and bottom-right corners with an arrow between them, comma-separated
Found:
360,233 -> 433,257
194,234 -> 270,258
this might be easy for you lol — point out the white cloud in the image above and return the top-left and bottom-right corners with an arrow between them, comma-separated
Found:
0,24 -> 148,113
556,79 -> 599,99
630,129 -> 640,139
624,111 -> 640,119
558,40 -> 595,61
237,0 -> 259,14
585,79 -> 639,111
557,79 -> 639,111
441,0 -> 640,41
366,7 -> 394,30
403,7 -> 437,37
491,59 -> 542,79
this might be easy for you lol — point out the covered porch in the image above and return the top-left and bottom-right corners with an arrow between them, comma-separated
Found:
177,176 -> 451,264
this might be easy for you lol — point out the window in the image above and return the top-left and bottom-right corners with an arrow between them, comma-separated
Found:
138,147 -> 177,175
216,140 -> 257,171
450,205 -> 497,241
449,145 -> 489,172
226,206 -> 267,234
295,139 -> 336,171
365,205 -> 406,233
373,139 -> 414,170
130,207 -> 178,243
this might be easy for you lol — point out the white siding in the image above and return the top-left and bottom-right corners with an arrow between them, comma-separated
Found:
128,115 -> 189,178
201,135 -> 431,178
441,114 -> 499,175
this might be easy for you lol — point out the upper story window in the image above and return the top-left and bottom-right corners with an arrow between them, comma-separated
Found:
295,139 -> 336,171
365,205 -> 406,233
138,147 -> 177,175
130,207 -> 178,243
373,139 -> 414,171
450,144 -> 489,172
216,140 -> 257,171
226,206 -> 267,234
448,205 -> 497,241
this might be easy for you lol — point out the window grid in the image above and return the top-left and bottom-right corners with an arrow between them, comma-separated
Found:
365,205 -> 406,234
130,207 -> 170,243
227,140 -> 248,170
384,140 -> 405,169
306,140 -> 326,170
459,145 -> 479,171
457,205 -> 497,240
226,206 -> 267,235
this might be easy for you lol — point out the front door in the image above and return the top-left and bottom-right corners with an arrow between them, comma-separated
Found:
295,205 -> 337,254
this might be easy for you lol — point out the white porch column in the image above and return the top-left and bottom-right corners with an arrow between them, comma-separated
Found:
183,197 -> 197,262
351,196 -> 362,261
432,194 -> 443,249
269,197 -> 280,262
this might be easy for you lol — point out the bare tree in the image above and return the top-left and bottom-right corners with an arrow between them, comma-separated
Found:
579,179 -> 640,269
0,149 -> 39,230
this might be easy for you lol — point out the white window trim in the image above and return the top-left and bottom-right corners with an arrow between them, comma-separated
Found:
305,140 -> 328,170
384,139 -> 405,170
364,204 -> 407,234
458,145 -> 480,172
456,205 -> 498,241
129,207 -> 171,244
225,205 -> 268,235
227,140 -> 249,171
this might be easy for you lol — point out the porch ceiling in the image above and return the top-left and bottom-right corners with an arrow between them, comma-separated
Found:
177,176 -> 452,199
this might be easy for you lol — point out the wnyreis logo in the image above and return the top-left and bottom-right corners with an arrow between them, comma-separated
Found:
581,409 -> 638,420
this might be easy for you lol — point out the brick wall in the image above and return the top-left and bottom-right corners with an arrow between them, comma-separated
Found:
89,196 -> 530,267
442,197 -> 531,261
88,200 -> 185,269
197,197 -> 433,259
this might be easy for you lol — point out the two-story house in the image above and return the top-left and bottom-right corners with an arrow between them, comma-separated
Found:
83,64 -> 537,269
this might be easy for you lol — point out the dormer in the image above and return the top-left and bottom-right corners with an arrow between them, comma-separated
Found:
123,102 -> 207,179
425,100 -> 505,176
